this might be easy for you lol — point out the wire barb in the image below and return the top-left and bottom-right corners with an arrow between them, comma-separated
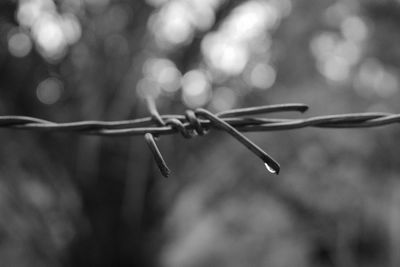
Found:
144,133 -> 170,178
144,97 -> 171,178
0,102 -> 399,176
195,108 -> 280,174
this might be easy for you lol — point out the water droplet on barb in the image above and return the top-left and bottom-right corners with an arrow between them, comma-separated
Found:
264,163 -> 277,174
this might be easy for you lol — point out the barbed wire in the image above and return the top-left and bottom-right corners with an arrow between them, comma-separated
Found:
2,99 -> 399,177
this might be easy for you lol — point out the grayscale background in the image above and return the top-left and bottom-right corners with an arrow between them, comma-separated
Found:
0,0 -> 399,266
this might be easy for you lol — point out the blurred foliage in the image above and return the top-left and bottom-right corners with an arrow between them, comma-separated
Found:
1,0 -> 400,266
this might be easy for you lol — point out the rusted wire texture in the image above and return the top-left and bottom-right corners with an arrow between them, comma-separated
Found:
2,100 -> 399,177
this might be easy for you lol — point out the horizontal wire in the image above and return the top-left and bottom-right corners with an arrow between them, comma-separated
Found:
0,109 -> 397,136
217,103 -> 309,117
4,104 -> 399,176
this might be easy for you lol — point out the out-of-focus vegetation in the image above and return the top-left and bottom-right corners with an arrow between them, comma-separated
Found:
1,0 -> 400,266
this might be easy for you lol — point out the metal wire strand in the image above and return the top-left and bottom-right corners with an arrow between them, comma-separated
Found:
144,133 -> 171,178
185,110 -> 207,136
144,97 -> 170,178
195,108 -> 280,175
217,103 -> 309,117
1,103 -> 400,176
165,118 -> 194,139
146,97 -> 166,126
7,111 -> 399,136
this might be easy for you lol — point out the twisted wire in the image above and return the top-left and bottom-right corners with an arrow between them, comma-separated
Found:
6,110 -> 398,135
1,103 -> 399,176
144,97 -> 171,177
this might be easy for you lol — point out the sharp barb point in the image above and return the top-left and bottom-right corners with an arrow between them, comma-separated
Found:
144,133 -> 171,178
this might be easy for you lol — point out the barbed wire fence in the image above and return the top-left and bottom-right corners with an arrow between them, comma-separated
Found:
1,97 -> 399,177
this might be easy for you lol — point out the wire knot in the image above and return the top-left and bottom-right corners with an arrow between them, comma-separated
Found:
143,98 -> 317,177
185,110 -> 208,136
165,110 -> 210,139
1,97 -> 399,177
165,118 -> 194,139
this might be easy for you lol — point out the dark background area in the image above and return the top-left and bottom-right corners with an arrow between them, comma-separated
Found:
0,0 -> 400,266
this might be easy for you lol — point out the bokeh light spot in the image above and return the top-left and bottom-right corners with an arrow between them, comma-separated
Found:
16,0 -> 82,62
151,2 -> 194,46
341,16 -> 368,42
246,63 -> 276,90
136,78 -> 161,99
319,57 -> 350,82
202,33 -> 248,75
8,31 -> 32,58
60,14 -> 82,44
32,15 -> 67,60
324,2 -> 350,26
36,77 -> 63,105
143,58 -> 182,93
182,70 -> 211,108
188,1 -> 215,31
354,59 -> 398,97
17,0 -> 56,27
311,32 -> 362,83
226,1 -> 279,40
158,67 -> 181,93
200,0 -> 284,77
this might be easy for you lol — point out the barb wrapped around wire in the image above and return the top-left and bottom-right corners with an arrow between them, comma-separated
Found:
1,101 -> 399,177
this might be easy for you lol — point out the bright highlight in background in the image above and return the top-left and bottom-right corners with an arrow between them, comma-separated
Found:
225,0 -> 279,40
182,70 -> 211,108
33,15 -> 67,59
148,0 -> 223,48
16,0 -> 82,61
143,58 -> 182,93
8,31 -> 32,58
202,34 -> 249,76
201,0 -> 284,78
36,77 -> 63,105
354,58 -> 398,98
245,63 -> 277,90
310,14 -> 367,83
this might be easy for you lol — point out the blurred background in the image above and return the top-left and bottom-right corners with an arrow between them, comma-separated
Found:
0,0 -> 400,266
